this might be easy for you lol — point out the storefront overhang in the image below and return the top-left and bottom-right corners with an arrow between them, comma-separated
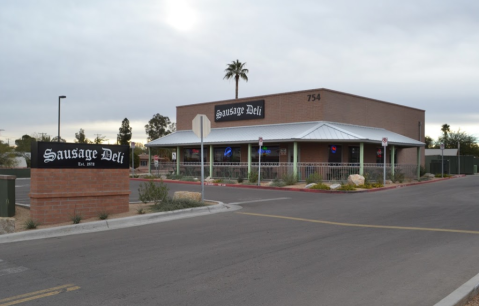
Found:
146,121 -> 425,148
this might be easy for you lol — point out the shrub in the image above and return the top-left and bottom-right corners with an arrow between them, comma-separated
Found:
248,172 -> 258,183
338,184 -> 356,191
181,176 -> 196,182
270,178 -> 286,187
137,208 -> 146,214
306,173 -> 322,184
237,177 -> 244,183
24,219 -> 40,230
71,214 -> 82,224
282,173 -> 298,186
310,183 -> 331,190
166,173 -> 183,180
138,180 -> 169,205
213,179 -> 223,183
150,197 -> 205,212
98,212 -> 109,220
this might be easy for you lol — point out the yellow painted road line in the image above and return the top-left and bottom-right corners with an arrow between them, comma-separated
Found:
0,284 -> 80,306
236,212 -> 479,235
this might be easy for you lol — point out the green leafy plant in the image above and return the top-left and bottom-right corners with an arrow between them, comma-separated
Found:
213,179 -> 223,183
98,211 -> 109,220
270,178 -> 286,187
338,184 -> 356,191
137,208 -> 146,214
310,183 -> 331,190
248,171 -> 258,183
237,176 -> 244,183
282,173 -> 298,186
150,197 -> 205,212
24,218 -> 40,230
138,180 -> 169,205
71,214 -> 82,224
306,173 -> 322,184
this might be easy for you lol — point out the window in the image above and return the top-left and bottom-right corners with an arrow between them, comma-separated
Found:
376,148 -> 384,163
252,146 -> 279,163
140,161 -> 148,167
328,145 -> 342,163
214,147 -> 241,162
183,148 -> 207,162
349,146 -> 359,163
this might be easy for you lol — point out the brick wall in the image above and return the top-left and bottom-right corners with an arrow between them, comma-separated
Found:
175,88 -> 425,165
29,168 -> 130,225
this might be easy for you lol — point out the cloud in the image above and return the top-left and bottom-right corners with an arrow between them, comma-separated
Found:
1,0 -> 478,144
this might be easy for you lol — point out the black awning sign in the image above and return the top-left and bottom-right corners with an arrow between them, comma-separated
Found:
215,100 -> 265,122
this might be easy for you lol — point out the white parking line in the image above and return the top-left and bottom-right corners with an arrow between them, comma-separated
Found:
228,197 -> 290,205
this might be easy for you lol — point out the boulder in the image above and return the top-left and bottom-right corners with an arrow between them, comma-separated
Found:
422,173 -> 435,179
305,183 -> 317,189
330,183 -> 341,190
347,174 -> 365,186
385,180 -> 393,185
173,191 -> 202,202
0,217 -> 15,235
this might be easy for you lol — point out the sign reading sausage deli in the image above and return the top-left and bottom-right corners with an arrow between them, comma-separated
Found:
215,100 -> 265,122
31,142 -> 130,169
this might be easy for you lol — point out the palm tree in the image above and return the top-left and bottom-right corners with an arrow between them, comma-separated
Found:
223,60 -> 249,99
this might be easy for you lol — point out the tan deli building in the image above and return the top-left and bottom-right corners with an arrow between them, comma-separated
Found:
147,88 -> 425,181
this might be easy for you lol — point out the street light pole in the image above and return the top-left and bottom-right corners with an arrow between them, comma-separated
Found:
58,96 -> 67,142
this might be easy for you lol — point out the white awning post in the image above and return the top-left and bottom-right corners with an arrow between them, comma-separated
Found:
258,137 -> 263,186
382,138 -> 388,185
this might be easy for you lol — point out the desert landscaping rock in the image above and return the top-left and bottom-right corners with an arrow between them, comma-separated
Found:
423,173 -> 435,179
0,217 -> 15,234
330,183 -> 341,190
347,174 -> 365,186
305,183 -> 317,189
173,191 -> 202,202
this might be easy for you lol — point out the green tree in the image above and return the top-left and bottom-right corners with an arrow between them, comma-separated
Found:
93,134 -> 107,144
51,136 -> 66,142
0,141 -> 17,168
436,126 -> 479,157
118,118 -> 132,145
75,128 -> 90,143
145,113 -> 172,142
441,123 -> 451,138
424,136 -> 434,149
223,59 -> 249,99
15,135 -> 34,167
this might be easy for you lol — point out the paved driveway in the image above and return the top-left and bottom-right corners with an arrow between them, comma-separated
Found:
3,176 -> 479,305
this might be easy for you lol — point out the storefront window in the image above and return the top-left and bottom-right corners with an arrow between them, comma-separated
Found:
376,148 -> 384,164
183,148 -> 207,162
214,147 -> 241,162
328,145 -> 342,163
252,146 -> 279,163
376,148 -> 396,164
349,146 -> 359,163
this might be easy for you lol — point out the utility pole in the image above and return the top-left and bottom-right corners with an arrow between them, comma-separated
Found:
39,133 -> 48,141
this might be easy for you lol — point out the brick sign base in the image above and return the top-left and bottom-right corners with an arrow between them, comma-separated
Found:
29,169 -> 130,225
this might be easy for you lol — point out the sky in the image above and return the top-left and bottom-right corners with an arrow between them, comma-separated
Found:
1,0 -> 478,146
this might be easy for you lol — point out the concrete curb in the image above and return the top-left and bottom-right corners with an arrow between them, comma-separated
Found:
434,271 -> 479,306
0,203 -> 240,244
132,175 -> 466,194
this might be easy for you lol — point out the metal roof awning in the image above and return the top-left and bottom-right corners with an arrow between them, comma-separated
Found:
146,121 -> 425,148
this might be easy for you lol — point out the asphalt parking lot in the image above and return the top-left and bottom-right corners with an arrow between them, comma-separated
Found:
5,175 -> 479,305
